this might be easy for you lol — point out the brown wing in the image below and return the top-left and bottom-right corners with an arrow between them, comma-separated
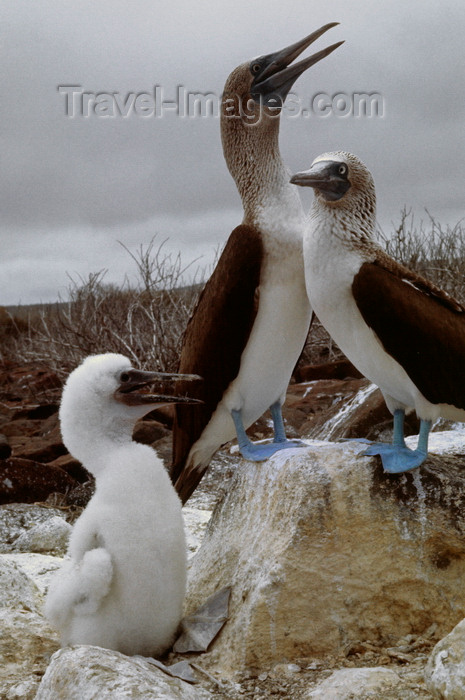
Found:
171,224 -> 263,500
352,260 -> 465,409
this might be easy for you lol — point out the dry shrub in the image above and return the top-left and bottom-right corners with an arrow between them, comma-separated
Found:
3,238 -> 204,377
0,306 -> 29,341
3,212 -> 465,377
378,208 -> 465,303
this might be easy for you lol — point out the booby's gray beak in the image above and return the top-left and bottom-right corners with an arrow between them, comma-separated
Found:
290,160 -> 351,201
251,23 -> 343,106
114,368 -> 203,406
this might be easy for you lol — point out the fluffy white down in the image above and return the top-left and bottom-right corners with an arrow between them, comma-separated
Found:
45,354 -> 187,656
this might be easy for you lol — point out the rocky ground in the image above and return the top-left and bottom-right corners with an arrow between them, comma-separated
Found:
179,459 -> 439,700
0,358 -> 457,699
0,474 -> 439,700
0,357 -> 425,509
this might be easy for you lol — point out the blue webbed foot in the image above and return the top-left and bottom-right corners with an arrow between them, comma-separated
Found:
363,443 -> 427,473
239,438 -> 304,462
274,437 -> 306,447
361,411 -> 431,474
231,403 -> 305,463
269,401 -> 306,450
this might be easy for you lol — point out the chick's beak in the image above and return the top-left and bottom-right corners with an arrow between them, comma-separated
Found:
115,369 -> 203,406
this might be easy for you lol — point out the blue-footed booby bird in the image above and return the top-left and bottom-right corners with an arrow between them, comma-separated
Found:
172,25 -> 343,503
291,152 -> 465,473
45,354 -> 202,656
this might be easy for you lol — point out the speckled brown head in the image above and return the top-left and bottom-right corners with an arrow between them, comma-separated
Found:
291,152 -> 377,235
220,25 -> 343,215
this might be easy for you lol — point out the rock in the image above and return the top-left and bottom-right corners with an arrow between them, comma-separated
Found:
7,404 -> 59,421
35,645 -> 212,699
282,381 -> 423,445
0,361 -> 61,403
304,667 -> 402,699
145,404 -> 176,428
1,552 -> 62,594
0,504 -> 70,553
295,359 -> 363,382
11,420 -> 66,462
0,457 -> 78,504
0,556 -> 42,611
185,439 -> 465,672
183,506 -> 213,560
4,677 -> 41,699
0,418 -> 42,439
14,515 -> 71,555
0,553 -> 60,699
425,617 -> 465,699
0,434 -> 11,459
47,453 -> 90,483
244,378 -> 370,443
313,383 -> 420,442
0,606 -> 58,699
133,419 -> 170,445
56,479 -> 95,507
282,378 -> 371,439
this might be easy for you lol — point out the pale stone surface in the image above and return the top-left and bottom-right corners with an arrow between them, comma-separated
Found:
14,515 -> 71,554
186,440 -> 465,671
0,504 -> 68,553
0,554 -> 59,699
0,608 -> 58,696
425,617 -> 465,699
305,667 -> 402,699
183,506 -> 212,561
0,556 -> 42,611
2,552 -> 62,594
35,645 -> 212,700
4,677 -> 41,700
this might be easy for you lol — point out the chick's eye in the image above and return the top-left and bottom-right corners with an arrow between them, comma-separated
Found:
119,372 -> 130,383
338,164 -> 347,176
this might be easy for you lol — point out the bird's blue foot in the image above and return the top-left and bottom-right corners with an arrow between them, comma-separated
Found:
269,401 -> 305,448
237,438 -> 304,462
361,410 -> 431,474
363,443 -> 427,473
231,403 -> 305,462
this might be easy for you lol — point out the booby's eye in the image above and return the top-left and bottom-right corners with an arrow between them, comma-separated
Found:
250,62 -> 261,75
338,164 -> 348,176
119,372 -> 131,383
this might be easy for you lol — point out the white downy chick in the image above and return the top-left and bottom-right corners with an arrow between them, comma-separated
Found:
45,353 -> 202,656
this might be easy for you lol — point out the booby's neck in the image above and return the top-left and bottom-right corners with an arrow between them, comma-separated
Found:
221,103 -> 303,233
60,402 -> 142,476
309,185 -> 377,253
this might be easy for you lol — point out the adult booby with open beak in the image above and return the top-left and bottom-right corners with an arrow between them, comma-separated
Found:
291,152 -> 465,473
172,25 -> 343,502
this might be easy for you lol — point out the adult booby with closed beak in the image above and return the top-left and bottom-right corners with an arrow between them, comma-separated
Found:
172,25 -> 343,503
291,152 -> 465,473
45,353 -> 202,656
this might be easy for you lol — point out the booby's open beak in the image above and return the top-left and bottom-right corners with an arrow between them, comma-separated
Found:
114,368 -> 203,406
290,160 -> 351,201
251,23 -> 343,105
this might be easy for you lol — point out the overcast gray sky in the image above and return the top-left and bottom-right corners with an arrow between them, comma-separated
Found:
1,0 -> 464,306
